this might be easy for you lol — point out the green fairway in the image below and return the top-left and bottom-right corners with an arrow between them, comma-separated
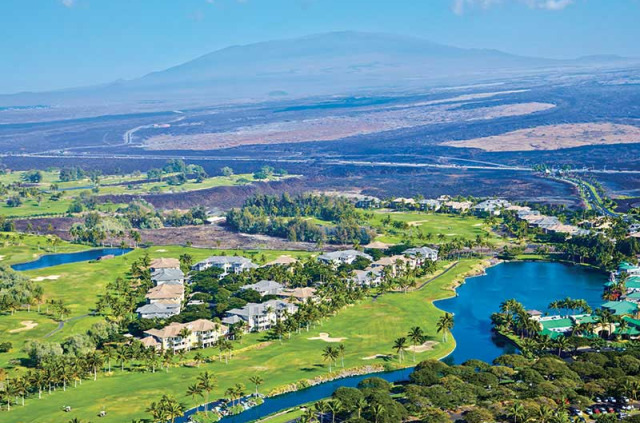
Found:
2,258 -> 485,423
367,210 -> 498,245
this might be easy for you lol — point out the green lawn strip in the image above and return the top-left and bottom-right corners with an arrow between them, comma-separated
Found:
3,258 -> 484,423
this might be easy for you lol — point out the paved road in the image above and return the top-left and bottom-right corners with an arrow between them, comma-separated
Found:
44,314 -> 89,338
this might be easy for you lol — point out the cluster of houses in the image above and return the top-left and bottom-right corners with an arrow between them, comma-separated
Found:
354,194 -> 474,213
136,258 -> 186,319
317,247 -> 438,287
133,245 -> 439,351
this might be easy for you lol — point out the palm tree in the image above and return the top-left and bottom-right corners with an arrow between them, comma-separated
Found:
436,313 -> 454,342
408,326 -> 424,362
337,344 -> 346,368
371,403 -> 386,423
326,400 -> 341,423
507,401 -> 526,423
554,336 -> 570,357
536,404 -> 555,423
186,383 -> 203,412
322,346 -> 338,372
197,370 -> 216,415
393,337 -> 407,363
249,375 -> 264,396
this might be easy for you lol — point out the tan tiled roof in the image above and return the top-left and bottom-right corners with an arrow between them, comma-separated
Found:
150,258 -> 180,269
372,255 -> 409,266
144,319 -> 227,340
140,336 -> 160,348
279,287 -> 317,300
363,241 -> 393,249
146,284 -> 184,300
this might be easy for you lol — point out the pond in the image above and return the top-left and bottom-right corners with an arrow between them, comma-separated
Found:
436,261 -> 606,364
11,248 -> 132,271
181,261 -> 606,423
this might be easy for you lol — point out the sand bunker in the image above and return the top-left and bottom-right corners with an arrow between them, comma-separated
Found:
9,320 -> 38,333
405,341 -> 437,353
155,249 -> 168,252
0,255 -> 5,261
442,123 -> 640,152
31,275 -> 61,282
362,354 -> 391,360
308,333 -> 347,343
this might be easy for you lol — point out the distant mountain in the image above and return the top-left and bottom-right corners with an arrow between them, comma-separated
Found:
0,31 -> 633,107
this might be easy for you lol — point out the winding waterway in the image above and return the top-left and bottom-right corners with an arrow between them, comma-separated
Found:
179,261 -> 606,423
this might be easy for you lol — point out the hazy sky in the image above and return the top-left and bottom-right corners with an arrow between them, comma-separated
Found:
0,0 -> 638,93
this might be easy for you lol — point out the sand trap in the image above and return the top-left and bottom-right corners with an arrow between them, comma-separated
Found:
155,249 -> 168,252
31,275 -> 61,282
406,341 -> 437,353
0,255 -> 4,261
9,320 -> 38,333
362,354 -> 391,360
308,333 -> 347,343
408,220 -> 430,227
473,223 -> 483,227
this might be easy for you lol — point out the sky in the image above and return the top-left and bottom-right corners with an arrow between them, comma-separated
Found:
0,0 -> 638,94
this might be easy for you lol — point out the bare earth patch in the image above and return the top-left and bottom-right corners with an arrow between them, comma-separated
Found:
142,101 -> 554,151
308,332 -> 347,343
31,275 -> 61,282
9,320 -> 38,333
441,123 -> 640,152
405,341 -> 438,353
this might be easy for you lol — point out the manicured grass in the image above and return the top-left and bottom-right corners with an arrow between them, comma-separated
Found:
3,258 -> 484,423
367,211 -> 498,245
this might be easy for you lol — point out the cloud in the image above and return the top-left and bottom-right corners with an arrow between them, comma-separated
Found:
61,0 -> 75,7
452,0 -> 574,14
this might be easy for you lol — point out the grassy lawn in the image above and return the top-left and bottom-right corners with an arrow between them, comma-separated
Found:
367,211 -> 498,245
2,257 -> 484,423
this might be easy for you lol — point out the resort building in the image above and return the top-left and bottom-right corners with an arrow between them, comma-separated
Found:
240,280 -> 284,296
142,319 -> 229,352
443,200 -> 472,213
402,246 -> 438,263
355,196 -> 382,209
418,199 -> 441,211
277,287 -> 318,303
390,197 -> 416,209
136,302 -> 181,319
192,256 -> 258,274
317,250 -> 373,267
370,255 -> 415,276
222,300 -> 298,332
151,268 -> 185,286
352,267 -> 384,286
150,257 -> 181,272
602,300 -> 639,316
620,262 -> 640,277
472,199 -> 511,216
145,284 -> 185,304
